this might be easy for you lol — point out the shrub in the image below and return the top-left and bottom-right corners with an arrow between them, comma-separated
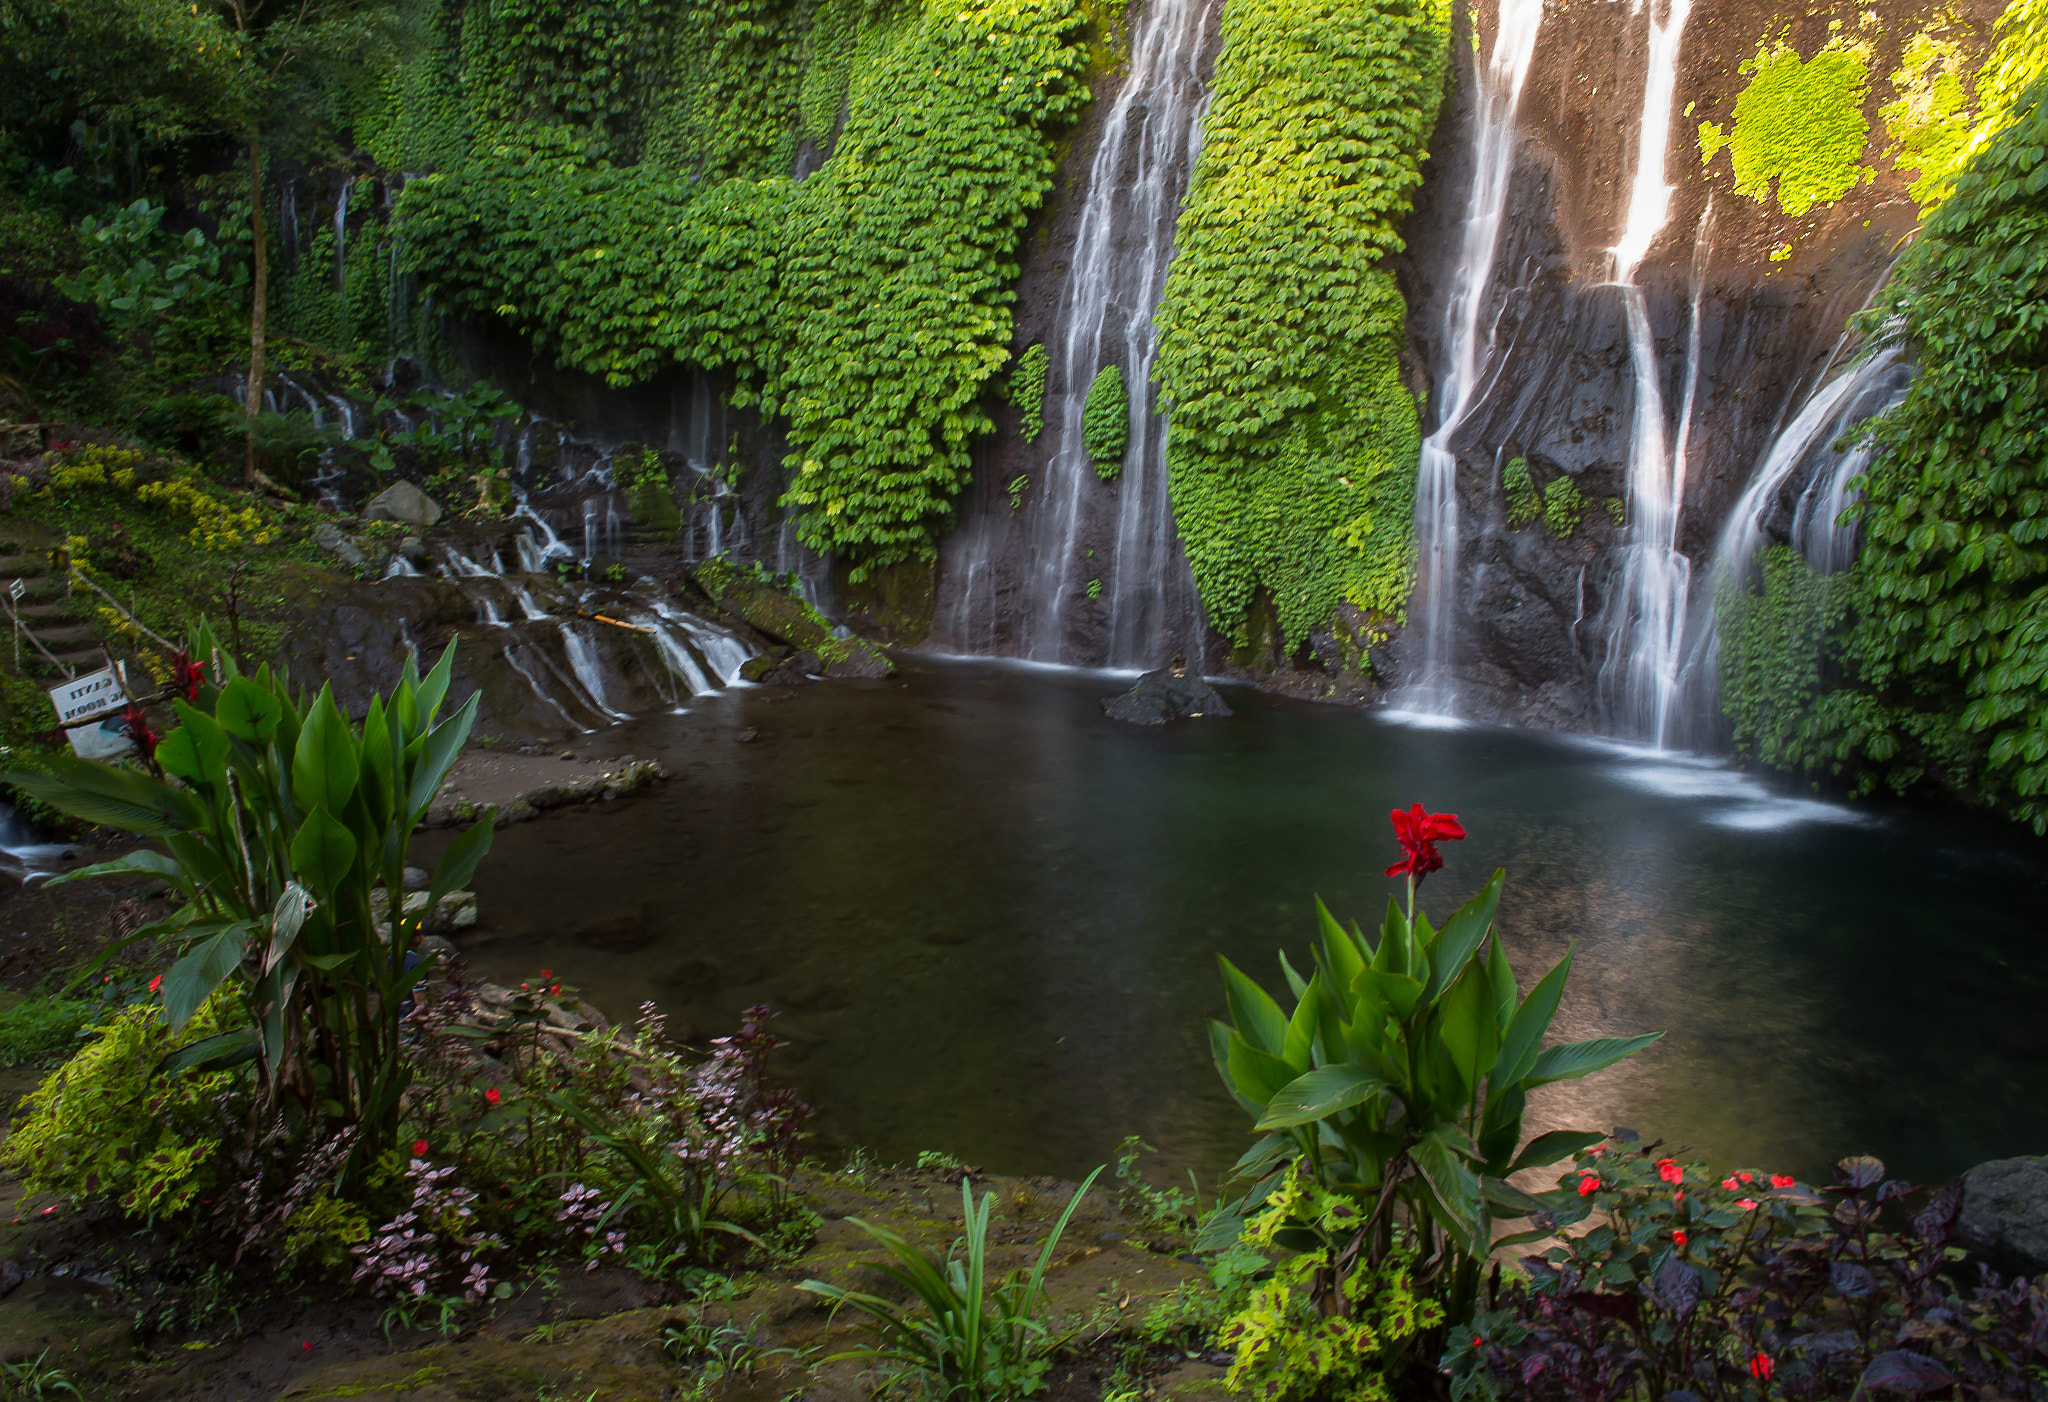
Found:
1084,363 -> 1128,479
1447,1143 -> 2048,1402
0,993 -> 244,1218
1013,342 -> 1048,444
1208,804 -> 1660,1333
0,996 -> 95,1067
1503,457 -> 1538,530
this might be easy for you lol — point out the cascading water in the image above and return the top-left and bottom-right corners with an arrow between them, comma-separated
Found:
1403,0 -> 1546,717
936,0 -> 1216,665
1597,0 -> 1696,748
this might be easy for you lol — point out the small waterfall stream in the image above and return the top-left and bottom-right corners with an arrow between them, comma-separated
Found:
1598,0 -> 1697,747
1405,0 -> 1547,717
938,0 -> 1216,666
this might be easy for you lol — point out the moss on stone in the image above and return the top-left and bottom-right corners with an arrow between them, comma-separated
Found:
1700,37 -> 1873,217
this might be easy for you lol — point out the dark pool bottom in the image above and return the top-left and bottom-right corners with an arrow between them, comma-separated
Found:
423,657 -> 2048,1190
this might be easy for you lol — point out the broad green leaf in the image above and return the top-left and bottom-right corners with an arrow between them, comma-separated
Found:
1373,897 -> 1409,975
1508,1129 -> 1608,1175
1493,948 -> 1574,1086
1424,869 -> 1503,1001
157,1027 -> 259,1077
405,693 -> 479,818
1255,1064 -> 1385,1129
1315,896 -> 1364,1015
166,702 -> 230,779
215,676 -> 282,743
1436,960 -> 1500,1104
1410,1125 -> 1483,1256
415,641 -> 457,729
1525,1032 -> 1666,1086
1356,969 -> 1424,1022
162,922 -> 251,1027
1487,934 -> 1517,1032
1277,949 -> 1309,1001
1481,1176 -> 1550,1217
47,848 -> 184,887
3,761 -> 203,837
1225,1030 -> 1297,1107
427,815 -> 496,914
1219,955 -> 1288,1056
289,805 -> 358,893
293,686 -> 360,817
264,882 -> 311,975
1280,971 -> 1319,1072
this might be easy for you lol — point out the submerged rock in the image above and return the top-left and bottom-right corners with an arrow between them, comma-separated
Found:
1957,1155 -> 2048,1273
1101,669 -> 1233,725
362,480 -> 444,527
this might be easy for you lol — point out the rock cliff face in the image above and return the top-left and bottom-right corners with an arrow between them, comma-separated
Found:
1387,0 -> 2002,733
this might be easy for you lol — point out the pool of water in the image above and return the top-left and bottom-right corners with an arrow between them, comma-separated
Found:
431,658 -> 2048,1190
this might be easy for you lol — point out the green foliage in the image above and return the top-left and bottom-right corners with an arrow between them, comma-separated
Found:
1154,0 -> 1450,648
1221,1176 -> 1443,1402
54,199 -> 246,353
1012,341 -> 1048,443
1766,91 -> 2048,830
1502,458 -> 1537,531
1541,475 -> 1583,538
0,993 -> 245,1218
0,996 -> 96,1068
1698,38 -> 1872,218
1209,871 -> 1660,1325
1882,26 -> 1979,210
0,1348 -> 82,1402
4,633 -> 494,1158
1716,545 -> 1845,773
1083,363 -> 1128,480
772,0 -> 1091,575
798,1167 -> 1103,1401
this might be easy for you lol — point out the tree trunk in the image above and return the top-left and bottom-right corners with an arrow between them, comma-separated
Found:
244,136 -> 267,484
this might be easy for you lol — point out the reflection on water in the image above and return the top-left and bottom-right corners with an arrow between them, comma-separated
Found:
436,659 -> 2048,1188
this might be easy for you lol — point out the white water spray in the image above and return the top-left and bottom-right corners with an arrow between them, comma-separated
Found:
1598,0 -> 1696,747
1405,0 -> 1546,714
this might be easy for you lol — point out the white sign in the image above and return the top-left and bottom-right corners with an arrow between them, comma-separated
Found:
8,579 -> 21,602
49,667 -> 126,726
68,716 -> 137,761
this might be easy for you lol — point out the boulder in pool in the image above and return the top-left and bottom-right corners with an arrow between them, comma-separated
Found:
1956,1154 -> 2048,1273
1101,669 -> 1233,725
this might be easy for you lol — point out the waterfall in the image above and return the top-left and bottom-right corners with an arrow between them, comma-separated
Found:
1675,345 -> 1913,714
936,0 -> 1216,666
1404,0 -> 1546,716
1597,0 -> 1696,747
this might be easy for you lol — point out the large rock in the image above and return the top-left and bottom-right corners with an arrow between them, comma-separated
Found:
689,559 -> 892,680
1101,669 -> 1233,725
1956,1156 -> 2048,1274
361,480 -> 444,527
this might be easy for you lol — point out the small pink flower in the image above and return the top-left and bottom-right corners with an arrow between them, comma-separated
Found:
1750,1352 -> 1773,1382
302,1340 -> 313,1353
1657,1159 -> 1683,1185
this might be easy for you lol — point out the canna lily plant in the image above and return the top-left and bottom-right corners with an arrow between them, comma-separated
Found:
2,629 -> 494,1161
1211,805 -> 1662,1325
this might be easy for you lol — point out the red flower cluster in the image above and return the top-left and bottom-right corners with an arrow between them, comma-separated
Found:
1770,1174 -> 1796,1189
169,651 -> 206,703
121,703 -> 159,761
1672,1229 -> 1688,1249
1722,1172 -> 1755,1190
1657,1158 -> 1683,1185
1385,804 -> 1466,884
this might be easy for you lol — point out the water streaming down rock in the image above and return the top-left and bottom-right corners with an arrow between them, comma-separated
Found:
1596,0 -> 1697,748
933,0 -> 1217,666
1670,344 -> 1914,723
1403,0 -> 1547,717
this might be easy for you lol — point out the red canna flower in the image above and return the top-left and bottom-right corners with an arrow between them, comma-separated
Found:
1657,1158 -> 1683,1185
169,651 -> 205,703
1671,1229 -> 1687,1249
485,1087 -> 502,1105
1385,804 -> 1467,885
1750,1351 -> 1773,1382
540,969 -> 553,979
1739,1172 -> 1754,1184
148,974 -> 162,994
412,1140 -> 429,1157
1578,1174 -> 1601,1197
121,703 -> 159,761
1770,1174 -> 1795,1189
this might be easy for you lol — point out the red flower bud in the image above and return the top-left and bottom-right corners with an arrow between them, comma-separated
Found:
485,1087 -> 502,1105
1737,1198 -> 1758,1211
149,974 -> 163,994
1671,1229 -> 1687,1248
1770,1174 -> 1795,1189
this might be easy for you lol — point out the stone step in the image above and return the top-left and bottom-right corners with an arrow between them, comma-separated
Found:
0,555 -> 49,575
13,602 -> 73,620
28,624 -> 95,646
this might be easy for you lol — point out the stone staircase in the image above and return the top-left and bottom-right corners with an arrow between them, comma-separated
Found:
0,551 -> 106,676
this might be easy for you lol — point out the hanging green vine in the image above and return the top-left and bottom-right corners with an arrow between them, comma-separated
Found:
1083,363 -> 1126,479
770,0 -> 1091,572
1153,0 -> 1451,648
1741,86 -> 2048,830
1012,341 -> 1048,442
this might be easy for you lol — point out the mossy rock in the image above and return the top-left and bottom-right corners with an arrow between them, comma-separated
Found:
281,1308 -> 680,1401
689,563 -> 891,680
